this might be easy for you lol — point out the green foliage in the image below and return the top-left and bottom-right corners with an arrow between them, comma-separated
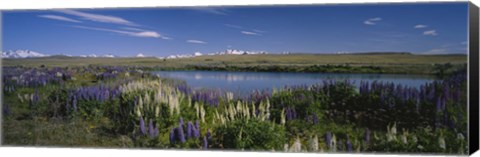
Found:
1,65 -> 468,155
213,119 -> 286,150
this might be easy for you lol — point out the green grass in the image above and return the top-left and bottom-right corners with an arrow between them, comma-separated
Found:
2,54 -> 466,67
2,54 -> 467,75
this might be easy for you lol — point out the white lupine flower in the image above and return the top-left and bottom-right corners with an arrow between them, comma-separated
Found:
245,104 -> 251,120
401,135 -> 407,144
457,133 -> 465,141
252,104 -> 256,118
417,145 -> 424,149
144,92 -> 150,106
155,105 -> 160,118
401,131 -> 408,144
229,105 -> 235,121
226,92 -> 234,102
309,135 -> 319,152
55,72 -> 62,77
24,94 -> 30,102
215,110 -> 220,122
18,93 -> 24,103
331,134 -> 337,152
138,96 -> 143,110
289,137 -> 302,152
135,107 -> 141,117
280,108 -> 286,125
200,105 -> 206,123
195,102 -> 200,119
236,101 -> 242,113
439,136 -> 446,149
391,123 -> 397,135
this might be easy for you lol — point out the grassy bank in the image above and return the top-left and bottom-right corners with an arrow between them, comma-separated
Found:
2,54 -> 467,75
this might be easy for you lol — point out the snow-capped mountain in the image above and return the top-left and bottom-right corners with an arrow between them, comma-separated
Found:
2,50 -> 49,58
194,52 -> 203,56
2,49 -> 272,59
136,53 -> 146,58
212,49 -> 268,55
158,49 -> 270,60
103,54 -> 116,58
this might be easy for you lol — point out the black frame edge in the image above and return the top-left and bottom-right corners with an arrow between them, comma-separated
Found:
469,1 -> 480,155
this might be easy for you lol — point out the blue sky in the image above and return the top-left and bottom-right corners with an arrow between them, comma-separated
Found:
2,2 -> 469,56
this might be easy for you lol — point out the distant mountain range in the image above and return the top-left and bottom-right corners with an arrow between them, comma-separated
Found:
1,49 -> 272,59
2,50 -> 49,58
2,49 -> 463,59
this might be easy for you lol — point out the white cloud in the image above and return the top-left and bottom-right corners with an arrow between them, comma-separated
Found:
241,31 -> 260,36
253,29 -> 266,33
414,24 -> 427,29
187,40 -> 207,44
56,9 -> 137,26
73,26 -> 165,38
161,36 -> 172,40
121,27 -> 146,31
461,41 -> 467,45
191,7 -> 228,15
423,30 -> 438,36
224,24 -> 242,29
364,21 -> 375,25
121,27 -> 172,39
134,31 -> 162,38
364,17 -> 382,25
38,15 -> 82,23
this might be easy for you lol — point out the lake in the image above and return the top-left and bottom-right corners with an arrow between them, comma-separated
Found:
152,71 -> 437,96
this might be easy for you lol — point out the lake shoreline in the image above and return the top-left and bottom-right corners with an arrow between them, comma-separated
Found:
151,70 -> 439,97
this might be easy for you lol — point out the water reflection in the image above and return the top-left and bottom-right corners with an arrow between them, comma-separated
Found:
152,71 -> 437,96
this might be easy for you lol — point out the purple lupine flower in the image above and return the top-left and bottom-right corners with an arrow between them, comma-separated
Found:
186,121 -> 193,139
443,85 -> 450,100
170,128 -> 176,144
194,120 -> 201,138
325,132 -> 332,148
206,129 -> 212,139
203,136 -> 208,149
346,137 -> 352,152
364,128 -> 370,144
179,117 -> 184,128
140,117 -> 146,135
177,126 -> 186,143
195,120 -> 200,131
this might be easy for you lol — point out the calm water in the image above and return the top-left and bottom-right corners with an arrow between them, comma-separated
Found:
152,71 -> 437,96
